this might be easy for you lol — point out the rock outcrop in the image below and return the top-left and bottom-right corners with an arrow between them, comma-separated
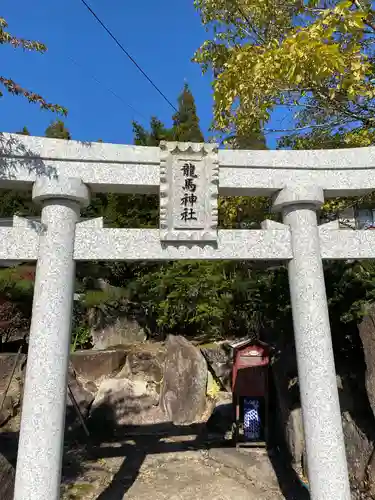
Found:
0,451 -> 15,500
160,335 -> 208,425
358,306 -> 375,419
90,315 -> 146,350
89,377 -> 162,430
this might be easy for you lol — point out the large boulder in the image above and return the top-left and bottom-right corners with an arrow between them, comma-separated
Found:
70,343 -> 168,433
115,344 -> 165,394
90,314 -> 146,350
160,335 -> 208,425
0,451 -> 15,500
358,306 -> 375,418
271,346 -> 305,469
89,377 -> 162,431
342,411 -> 374,486
70,349 -> 127,382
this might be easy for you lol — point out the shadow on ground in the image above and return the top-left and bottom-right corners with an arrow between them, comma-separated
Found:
0,408 -> 310,500
59,413 -> 310,500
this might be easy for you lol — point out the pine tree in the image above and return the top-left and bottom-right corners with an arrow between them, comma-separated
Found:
133,122 -> 149,146
16,126 -> 30,136
45,120 -> 71,140
172,84 -> 204,143
133,117 -> 172,146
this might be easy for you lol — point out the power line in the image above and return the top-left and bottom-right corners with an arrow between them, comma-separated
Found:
78,0 -> 178,112
66,55 -> 148,122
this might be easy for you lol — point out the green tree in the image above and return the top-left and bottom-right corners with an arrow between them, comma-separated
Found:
194,0 -> 375,146
0,17 -> 66,114
133,117 -> 173,146
45,120 -> 71,140
171,83 -> 204,142
16,126 -> 30,136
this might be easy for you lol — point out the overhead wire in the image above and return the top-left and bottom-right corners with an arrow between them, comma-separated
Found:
66,55 -> 148,122
78,0 -> 178,112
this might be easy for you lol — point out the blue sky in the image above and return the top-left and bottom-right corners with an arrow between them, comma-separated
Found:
1,0 -> 291,148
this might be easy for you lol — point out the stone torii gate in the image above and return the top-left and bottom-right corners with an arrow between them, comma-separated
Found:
2,133 -> 375,500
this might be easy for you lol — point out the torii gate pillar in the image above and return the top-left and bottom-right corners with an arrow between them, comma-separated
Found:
13,177 -> 90,500
273,185 -> 351,500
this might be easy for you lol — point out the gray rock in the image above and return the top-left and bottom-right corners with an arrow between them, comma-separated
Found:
66,363 -> 95,431
271,348 -> 305,469
160,335 -> 208,425
342,411 -> 373,486
0,395 -> 15,427
115,345 -> 165,394
89,377 -> 162,430
365,449 -> 375,496
201,343 -> 232,391
359,307 -> 375,419
0,451 -> 15,500
91,315 -> 146,350
0,353 -> 26,430
285,406 -> 304,469
70,348 -> 127,382
0,353 -> 26,394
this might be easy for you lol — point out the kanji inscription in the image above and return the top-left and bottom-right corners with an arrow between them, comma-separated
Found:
159,142 -> 219,242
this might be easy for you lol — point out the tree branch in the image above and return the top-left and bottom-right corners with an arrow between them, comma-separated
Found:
0,77 -> 67,115
351,0 -> 375,32
0,28 -> 47,52
264,121 -> 350,133
233,0 -> 267,44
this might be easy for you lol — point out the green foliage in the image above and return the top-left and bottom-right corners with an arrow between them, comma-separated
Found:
172,83 -> 204,142
45,120 -> 71,140
70,324 -> 92,352
16,126 -> 30,136
81,287 -> 128,309
0,267 -> 34,302
194,0 -> 375,146
133,117 -> 173,146
0,17 -> 67,115
0,188 -> 38,217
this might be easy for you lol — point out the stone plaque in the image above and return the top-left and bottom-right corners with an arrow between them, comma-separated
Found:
159,142 -> 219,242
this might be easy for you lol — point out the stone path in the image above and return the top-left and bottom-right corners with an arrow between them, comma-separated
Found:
122,454 -> 281,500
61,434 -> 309,500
